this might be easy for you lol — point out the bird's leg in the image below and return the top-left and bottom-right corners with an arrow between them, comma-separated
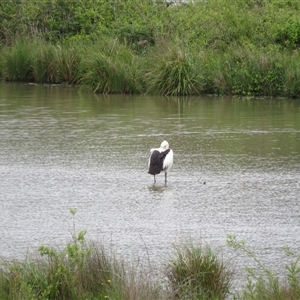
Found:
165,172 -> 167,185
154,175 -> 156,184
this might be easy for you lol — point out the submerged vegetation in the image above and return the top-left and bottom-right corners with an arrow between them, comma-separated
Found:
1,0 -> 300,97
1,211 -> 300,300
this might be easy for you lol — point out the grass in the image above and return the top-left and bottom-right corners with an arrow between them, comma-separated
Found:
0,209 -> 162,300
1,234 -> 231,300
227,234 -> 300,300
75,38 -> 143,94
2,40 -> 34,82
0,39 -> 80,84
31,42 -> 57,83
1,226 -> 300,299
30,41 -> 80,84
145,42 -> 200,96
164,241 -> 232,299
54,44 -> 79,84
2,36 -> 300,97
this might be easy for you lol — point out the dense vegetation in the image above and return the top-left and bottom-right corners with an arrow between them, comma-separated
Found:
1,0 -> 300,96
1,211 -> 300,299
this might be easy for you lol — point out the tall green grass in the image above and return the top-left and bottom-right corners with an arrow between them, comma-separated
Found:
2,229 -> 300,299
164,241 -> 232,299
2,37 -> 300,97
76,38 -> 143,94
31,42 -> 57,83
0,237 -> 161,300
55,44 -> 79,84
282,51 -> 300,98
0,210 -> 162,300
2,40 -> 34,81
215,46 -> 285,97
145,42 -> 200,96
1,39 -> 80,84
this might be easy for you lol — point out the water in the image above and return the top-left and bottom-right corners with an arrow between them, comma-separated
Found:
1,82 -> 300,287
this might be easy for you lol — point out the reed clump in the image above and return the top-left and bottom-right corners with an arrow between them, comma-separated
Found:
2,40 -> 34,82
76,38 -> 143,94
164,242 -> 232,299
0,40 -> 80,84
145,43 -> 200,96
209,46 -> 286,97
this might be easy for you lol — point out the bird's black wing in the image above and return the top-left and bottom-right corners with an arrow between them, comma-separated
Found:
148,149 -> 170,175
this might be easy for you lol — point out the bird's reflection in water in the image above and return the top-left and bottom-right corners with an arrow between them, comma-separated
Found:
148,184 -> 169,193
148,184 -> 173,195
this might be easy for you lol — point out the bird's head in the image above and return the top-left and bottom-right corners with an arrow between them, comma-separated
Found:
160,140 -> 169,150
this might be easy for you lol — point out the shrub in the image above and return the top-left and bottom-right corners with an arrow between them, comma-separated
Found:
211,46 -> 285,97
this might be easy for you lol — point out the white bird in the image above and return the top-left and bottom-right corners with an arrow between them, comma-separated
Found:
148,140 -> 173,184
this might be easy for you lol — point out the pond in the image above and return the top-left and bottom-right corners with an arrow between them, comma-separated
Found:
1,82 -> 300,287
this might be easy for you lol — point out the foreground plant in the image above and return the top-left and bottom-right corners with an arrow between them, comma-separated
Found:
227,234 -> 300,300
0,209 -> 161,300
164,241 -> 232,299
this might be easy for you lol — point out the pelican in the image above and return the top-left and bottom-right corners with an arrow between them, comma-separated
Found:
148,140 -> 173,184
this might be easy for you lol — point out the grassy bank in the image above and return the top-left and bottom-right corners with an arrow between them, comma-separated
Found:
1,212 -> 300,299
1,37 -> 300,97
1,0 -> 300,97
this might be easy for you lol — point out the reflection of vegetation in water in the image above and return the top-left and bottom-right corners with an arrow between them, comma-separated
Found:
1,82 -> 299,163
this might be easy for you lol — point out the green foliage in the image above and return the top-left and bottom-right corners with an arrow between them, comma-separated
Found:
2,229 -> 300,299
284,246 -> 300,297
0,209 -> 161,300
217,46 -> 285,97
31,42 -> 58,83
109,0 -> 163,46
35,229 -> 92,299
1,39 -> 81,84
76,38 -> 143,94
54,43 -> 80,83
282,52 -> 300,98
0,229 -> 93,300
0,0 -> 165,45
2,0 -> 300,52
3,0 -> 300,96
146,43 -> 200,96
2,40 -> 33,81
164,241 -> 232,299
227,234 -> 300,300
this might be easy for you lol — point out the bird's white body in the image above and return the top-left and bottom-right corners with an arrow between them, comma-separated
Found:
148,140 -> 173,184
